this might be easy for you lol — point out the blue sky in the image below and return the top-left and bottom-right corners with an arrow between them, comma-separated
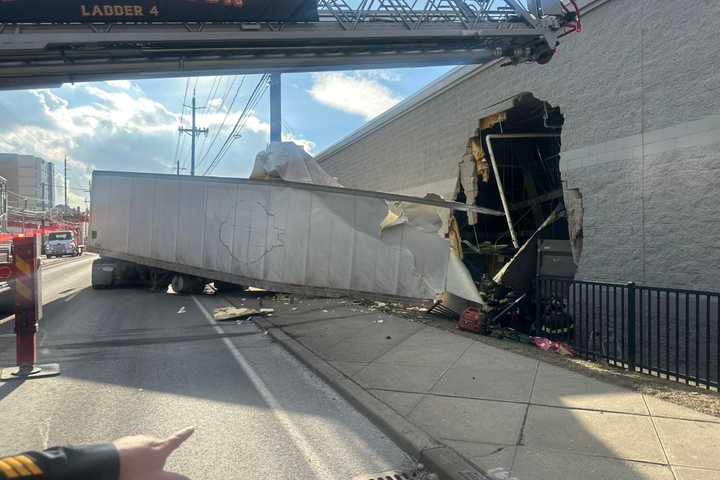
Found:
0,66 -> 455,207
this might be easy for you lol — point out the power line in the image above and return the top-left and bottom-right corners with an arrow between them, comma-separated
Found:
203,74 -> 270,176
202,75 -> 221,109
203,75 -> 267,175
198,75 -> 233,158
197,75 -> 246,168
173,78 -> 191,175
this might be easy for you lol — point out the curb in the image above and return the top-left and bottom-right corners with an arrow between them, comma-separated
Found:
253,316 -> 491,480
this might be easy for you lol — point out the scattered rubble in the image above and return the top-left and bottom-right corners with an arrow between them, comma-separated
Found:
213,306 -> 274,321
355,298 -> 429,321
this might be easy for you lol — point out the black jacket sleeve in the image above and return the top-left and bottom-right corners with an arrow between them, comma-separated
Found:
0,443 -> 119,480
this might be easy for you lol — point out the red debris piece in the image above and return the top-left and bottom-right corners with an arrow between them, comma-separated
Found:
531,336 -> 576,357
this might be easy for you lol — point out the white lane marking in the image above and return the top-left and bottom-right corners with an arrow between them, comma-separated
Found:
63,290 -> 82,303
191,295 -> 334,480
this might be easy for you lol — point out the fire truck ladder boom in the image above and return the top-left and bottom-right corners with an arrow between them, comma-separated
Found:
0,0 -> 579,89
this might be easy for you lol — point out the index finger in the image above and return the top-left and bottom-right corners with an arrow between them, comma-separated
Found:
161,427 -> 195,454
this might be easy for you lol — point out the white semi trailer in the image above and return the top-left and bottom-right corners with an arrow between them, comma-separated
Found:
88,167 -> 500,304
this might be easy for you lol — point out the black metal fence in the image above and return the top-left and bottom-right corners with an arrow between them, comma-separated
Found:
536,276 -> 720,390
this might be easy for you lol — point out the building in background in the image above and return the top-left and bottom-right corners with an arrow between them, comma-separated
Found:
0,153 -> 55,210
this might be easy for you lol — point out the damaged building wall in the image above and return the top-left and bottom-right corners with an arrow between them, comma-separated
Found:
317,0 -> 720,291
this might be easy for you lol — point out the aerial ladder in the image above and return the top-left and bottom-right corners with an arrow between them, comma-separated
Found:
0,0 -> 580,89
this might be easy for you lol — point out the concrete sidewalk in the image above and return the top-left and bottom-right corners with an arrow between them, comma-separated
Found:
227,293 -> 720,480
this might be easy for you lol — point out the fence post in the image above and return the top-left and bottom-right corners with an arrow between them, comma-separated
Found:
627,281 -> 636,370
535,275 -> 542,335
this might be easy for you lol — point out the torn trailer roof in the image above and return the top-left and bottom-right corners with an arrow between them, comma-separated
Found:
89,143 -> 503,305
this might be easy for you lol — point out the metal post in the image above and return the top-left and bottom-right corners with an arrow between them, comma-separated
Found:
191,92 -> 196,176
270,72 -> 282,143
535,275 -> 542,335
0,235 -> 59,380
64,155 -> 68,208
627,281 -> 636,370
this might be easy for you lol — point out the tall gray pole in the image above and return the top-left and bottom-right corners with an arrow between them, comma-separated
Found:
178,87 -> 207,176
191,91 -> 197,176
64,155 -> 68,208
270,73 -> 282,143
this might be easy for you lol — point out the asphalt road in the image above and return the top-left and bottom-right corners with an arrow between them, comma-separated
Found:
0,255 -> 414,479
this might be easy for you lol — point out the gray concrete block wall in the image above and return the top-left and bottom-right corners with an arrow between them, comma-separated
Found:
318,0 -> 720,292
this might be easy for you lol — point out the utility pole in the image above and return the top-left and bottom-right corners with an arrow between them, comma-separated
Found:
64,155 -> 68,208
270,73 -> 282,143
178,89 -> 208,176
41,182 -> 46,231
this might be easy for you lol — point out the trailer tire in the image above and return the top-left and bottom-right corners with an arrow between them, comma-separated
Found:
171,274 -> 204,295
213,281 -> 245,292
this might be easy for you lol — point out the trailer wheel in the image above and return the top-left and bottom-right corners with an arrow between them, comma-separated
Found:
213,281 -> 245,292
171,274 -> 205,295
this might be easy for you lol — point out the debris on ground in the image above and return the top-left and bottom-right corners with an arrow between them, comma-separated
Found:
531,336 -> 576,356
224,291 -> 719,417
213,306 -> 274,321
355,298 -> 429,320
177,306 -> 186,314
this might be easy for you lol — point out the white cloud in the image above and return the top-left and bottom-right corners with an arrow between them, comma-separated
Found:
361,69 -> 402,82
244,114 -> 270,134
208,97 -> 223,109
105,80 -> 133,90
0,85 -> 178,207
31,87 -> 178,137
308,72 -> 401,120
0,125 -> 72,161
195,109 -> 268,135
282,133 -> 316,154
